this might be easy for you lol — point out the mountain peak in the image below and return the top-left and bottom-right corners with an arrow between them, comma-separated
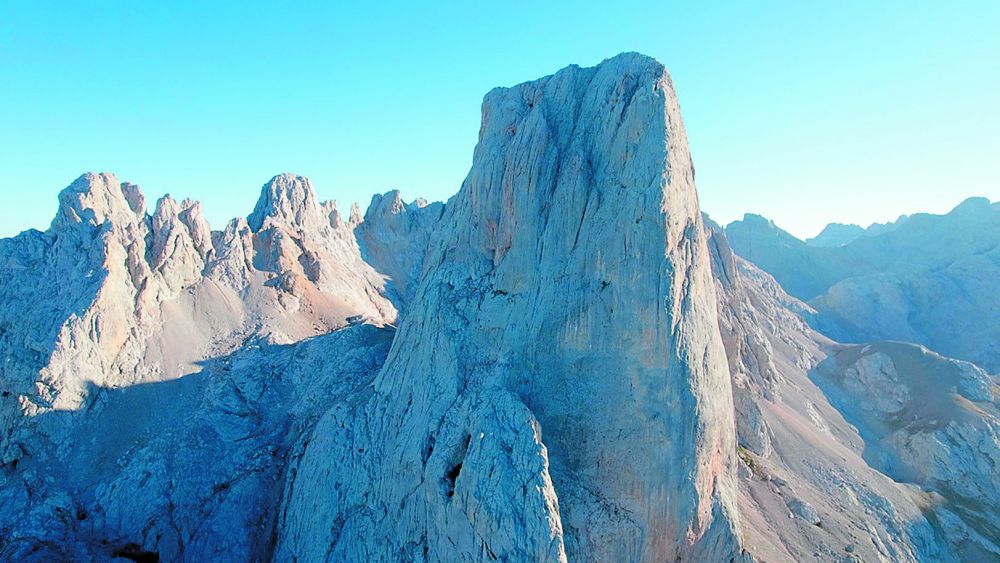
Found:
806,222 -> 865,247
600,51 -> 664,74
281,52 -> 744,561
247,173 -> 325,232
366,190 -> 405,218
349,202 -> 363,225
739,213 -> 775,226
53,172 -> 145,229
951,196 -> 994,215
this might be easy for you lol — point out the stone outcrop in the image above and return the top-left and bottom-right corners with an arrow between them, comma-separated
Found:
1,52 -> 999,563
274,52 -> 746,562
812,342 -> 1000,561
707,217 -> 1000,561
355,190 -> 445,310
0,171 -> 409,560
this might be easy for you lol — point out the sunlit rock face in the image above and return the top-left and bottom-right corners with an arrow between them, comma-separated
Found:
0,172 -> 406,560
1,173 -> 217,460
241,173 -> 398,326
812,342 -> 1000,561
2,52 -> 999,563
707,220 -> 1000,562
0,171 -> 399,446
274,52 -> 746,562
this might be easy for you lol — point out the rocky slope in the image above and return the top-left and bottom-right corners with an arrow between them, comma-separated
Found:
1,53 -> 999,563
1,324 -> 393,561
0,172 -> 430,560
708,221 -> 1000,561
813,342 -> 1000,560
725,198 -> 1000,372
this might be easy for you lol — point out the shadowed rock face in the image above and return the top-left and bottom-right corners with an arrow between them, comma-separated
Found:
3,52 -> 999,563
355,189 -> 446,311
274,52 -> 746,562
0,171 -> 412,560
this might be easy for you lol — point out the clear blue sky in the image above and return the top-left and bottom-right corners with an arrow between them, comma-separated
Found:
2,1 -> 998,238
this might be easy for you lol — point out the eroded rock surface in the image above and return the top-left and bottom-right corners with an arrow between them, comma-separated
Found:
812,342 -> 1000,561
355,190 -> 446,311
707,221 -> 1000,561
1,325 -> 392,561
0,172 -> 406,560
275,52 -> 746,562
1,52 -> 998,563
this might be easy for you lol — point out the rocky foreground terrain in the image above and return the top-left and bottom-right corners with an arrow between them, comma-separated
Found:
1,53 -> 997,562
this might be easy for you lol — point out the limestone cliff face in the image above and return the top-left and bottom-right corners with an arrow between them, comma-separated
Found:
5,52 -> 999,563
275,52 -> 746,562
242,173 -> 398,327
1,172 -> 397,444
355,190 -> 445,311
2,174 -> 213,443
0,172 -> 408,560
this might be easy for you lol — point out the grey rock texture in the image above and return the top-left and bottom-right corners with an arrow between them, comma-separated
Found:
1,324 -> 392,561
708,221 -> 1000,561
0,171 -> 405,560
1,52 -> 998,563
241,173 -> 397,326
275,52 -> 746,562
0,170 -> 396,429
355,190 -> 446,310
812,342 -> 1000,561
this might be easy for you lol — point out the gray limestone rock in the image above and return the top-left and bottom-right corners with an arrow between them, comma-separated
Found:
275,52 -> 747,562
1,52 -> 998,563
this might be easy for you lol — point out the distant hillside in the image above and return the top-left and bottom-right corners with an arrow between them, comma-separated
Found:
726,197 -> 1000,371
804,215 -> 908,247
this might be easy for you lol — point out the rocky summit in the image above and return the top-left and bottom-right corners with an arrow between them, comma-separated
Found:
1,53 -> 998,562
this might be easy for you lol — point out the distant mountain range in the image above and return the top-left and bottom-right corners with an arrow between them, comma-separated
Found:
1,54 -> 997,562
725,197 -> 999,372
805,215 -> 909,248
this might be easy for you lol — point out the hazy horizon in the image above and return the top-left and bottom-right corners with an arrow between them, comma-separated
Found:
8,169 -> 995,242
3,2 -> 998,239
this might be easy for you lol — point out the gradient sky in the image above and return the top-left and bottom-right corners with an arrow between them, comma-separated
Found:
2,1 -> 998,239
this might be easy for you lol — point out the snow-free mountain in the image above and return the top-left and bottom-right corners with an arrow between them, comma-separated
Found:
725,199 -> 999,372
1,53 -> 997,562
